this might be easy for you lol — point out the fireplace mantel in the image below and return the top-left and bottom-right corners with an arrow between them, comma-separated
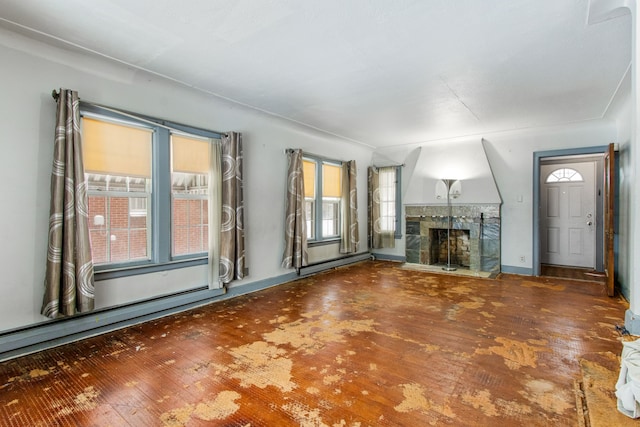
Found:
405,204 -> 501,274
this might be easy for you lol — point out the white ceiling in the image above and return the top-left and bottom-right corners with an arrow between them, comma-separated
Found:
0,0 -> 631,148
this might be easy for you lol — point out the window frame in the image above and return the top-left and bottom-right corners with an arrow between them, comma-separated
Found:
303,154 -> 343,245
80,103 -> 223,280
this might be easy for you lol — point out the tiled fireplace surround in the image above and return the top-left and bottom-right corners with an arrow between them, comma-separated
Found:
405,204 -> 501,274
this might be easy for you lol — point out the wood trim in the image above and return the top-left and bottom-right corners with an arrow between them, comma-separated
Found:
605,143 -> 615,296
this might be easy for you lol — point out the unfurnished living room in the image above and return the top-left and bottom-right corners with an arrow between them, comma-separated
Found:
0,1 -> 638,426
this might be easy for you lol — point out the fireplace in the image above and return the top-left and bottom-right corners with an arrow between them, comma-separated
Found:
405,204 -> 500,274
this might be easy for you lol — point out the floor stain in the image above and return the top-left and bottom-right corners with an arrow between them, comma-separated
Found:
494,398 -> 533,416
29,369 -> 50,379
476,337 -> 548,370
193,390 -> 241,421
521,281 -> 566,291
461,389 -> 498,416
57,386 -> 99,416
263,312 -> 375,355
394,383 -> 431,413
160,390 -> 241,425
228,341 -> 296,392
282,401 -> 328,427
520,378 -> 572,414
460,297 -> 486,310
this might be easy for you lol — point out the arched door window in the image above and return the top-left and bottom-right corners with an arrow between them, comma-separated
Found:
545,168 -> 584,183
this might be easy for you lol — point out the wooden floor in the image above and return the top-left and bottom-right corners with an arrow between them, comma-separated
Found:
0,261 -> 628,426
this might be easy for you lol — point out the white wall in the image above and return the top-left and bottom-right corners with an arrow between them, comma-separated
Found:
372,120 -> 618,268
482,121 -> 617,270
0,29 -> 372,331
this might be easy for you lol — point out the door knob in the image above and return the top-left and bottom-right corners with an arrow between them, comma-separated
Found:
587,221 -> 593,226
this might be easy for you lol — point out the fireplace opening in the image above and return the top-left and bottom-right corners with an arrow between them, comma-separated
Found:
429,228 -> 470,267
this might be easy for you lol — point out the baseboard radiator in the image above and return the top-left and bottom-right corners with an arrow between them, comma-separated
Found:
298,252 -> 371,276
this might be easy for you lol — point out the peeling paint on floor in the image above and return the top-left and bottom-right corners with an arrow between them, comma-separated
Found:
0,261 -> 628,426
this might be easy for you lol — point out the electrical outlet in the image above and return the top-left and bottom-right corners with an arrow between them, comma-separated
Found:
519,255 -> 525,263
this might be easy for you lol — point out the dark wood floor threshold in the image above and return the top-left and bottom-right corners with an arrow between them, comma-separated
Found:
540,263 -> 606,283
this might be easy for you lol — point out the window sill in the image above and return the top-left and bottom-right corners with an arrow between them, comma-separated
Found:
308,238 -> 341,248
95,257 -> 207,281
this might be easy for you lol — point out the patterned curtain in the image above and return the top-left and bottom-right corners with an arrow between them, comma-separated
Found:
340,160 -> 359,253
368,166 -> 395,249
282,149 -> 308,269
219,132 -> 245,284
41,89 -> 95,318
208,141 -> 222,289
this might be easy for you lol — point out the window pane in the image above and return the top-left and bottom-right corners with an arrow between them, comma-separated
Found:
172,198 -> 208,256
303,160 -> 316,198
84,117 -> 152,266
323,163 -> 341,198
108,196 -> 149,263
86,194 -> 150,265
129,229 -> 149,259
322,200 -> 339,236
88,196 -> 108,264
379,168 -> 396,232
172,134 -> 209,173
171,134 -> 210,257
305,199 -> 315,239
83,117 -> 152,178
545,168 -> 584,183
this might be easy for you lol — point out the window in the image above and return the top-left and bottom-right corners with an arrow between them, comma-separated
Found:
372,166 -> 401,239
545,168 -> 584,183
81,104 -> 222,275
378,167 -> 397,233
303,156 -> 342,242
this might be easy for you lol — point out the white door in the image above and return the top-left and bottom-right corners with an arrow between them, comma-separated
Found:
540,161 -> 596,268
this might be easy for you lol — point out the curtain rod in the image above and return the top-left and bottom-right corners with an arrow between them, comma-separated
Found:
51,89 -> 228,138
285,148 -> 404,167
284,148 -> 350,164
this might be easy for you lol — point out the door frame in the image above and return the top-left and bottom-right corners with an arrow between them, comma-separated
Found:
533,145 -> 609,276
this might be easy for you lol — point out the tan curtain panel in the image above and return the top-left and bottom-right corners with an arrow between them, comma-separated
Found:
208,140 -> 222,289
41,89 -> 95,318
219,132 -> 245,284
282,149 -> 308,269
340,160 -> 359,253
368,166 -> 395,249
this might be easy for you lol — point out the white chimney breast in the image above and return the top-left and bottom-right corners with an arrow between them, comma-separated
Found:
403,138 -> 502,205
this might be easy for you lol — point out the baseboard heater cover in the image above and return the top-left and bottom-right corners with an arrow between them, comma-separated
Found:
0,286 -> 225,362
298,252 -> 371,276
0,254 -> 371,361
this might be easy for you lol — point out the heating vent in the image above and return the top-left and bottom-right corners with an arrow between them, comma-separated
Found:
298,252 -> 371,276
